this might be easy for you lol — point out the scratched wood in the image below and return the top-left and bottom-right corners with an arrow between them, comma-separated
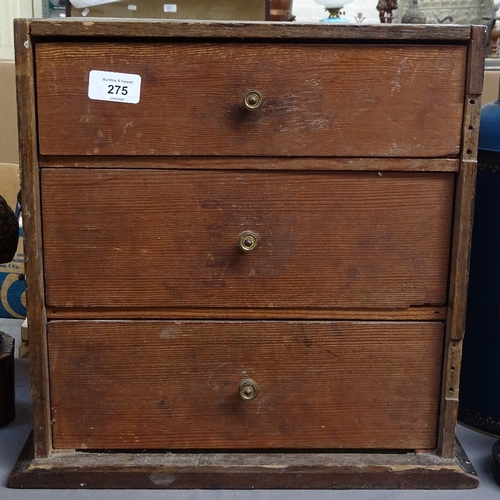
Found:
437,26 -> 486,459
11,19 -> 483,489
38,156 -> 461,172
48,320 -> 444,450
14,18 -> 53,458
27,19 -> 474,41
41,169 -> 454,311
8,433 -> 479,489
44,306 -> 448,321
35,43 -> 466,157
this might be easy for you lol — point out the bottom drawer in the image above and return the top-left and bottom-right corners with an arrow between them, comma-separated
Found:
48,321 -> 444,450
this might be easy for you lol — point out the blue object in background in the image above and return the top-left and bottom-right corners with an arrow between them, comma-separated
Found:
459,89 -> 500,437
0,273 -> 26,319
0,227 -> 26,319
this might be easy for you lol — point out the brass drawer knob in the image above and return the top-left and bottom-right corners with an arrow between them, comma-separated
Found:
239,379 -> 259,401
243,90 -> 263,111
238,231 -> 258,252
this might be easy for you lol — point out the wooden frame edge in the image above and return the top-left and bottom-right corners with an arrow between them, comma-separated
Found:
437,26 -> 486,459
26,18 -> 473,40
9,434 -> 479,490
14,18 -> 52,458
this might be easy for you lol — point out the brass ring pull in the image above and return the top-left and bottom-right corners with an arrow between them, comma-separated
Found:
238,231 -> 258,252
243,90 -> 263,111
239,379 -> 259,401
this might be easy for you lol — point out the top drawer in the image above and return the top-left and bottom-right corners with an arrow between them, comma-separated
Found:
35,42 -> 466,157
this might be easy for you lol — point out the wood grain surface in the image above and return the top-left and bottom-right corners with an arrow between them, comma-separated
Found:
27,19 -> 473,41
8,433 -> 479,489
11,20 -> 484,485
48,320 -> 444,450
35,42 -> 466,157
41,168 -> 454,311
14,18 -> 53,458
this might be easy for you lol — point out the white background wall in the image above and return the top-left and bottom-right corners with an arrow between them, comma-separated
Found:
294,0 -> 380,24
0,0 -> 381,60
0,0 -> 33,60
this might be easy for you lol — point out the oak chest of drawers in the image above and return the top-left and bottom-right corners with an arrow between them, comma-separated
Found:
10,19 -> 485,489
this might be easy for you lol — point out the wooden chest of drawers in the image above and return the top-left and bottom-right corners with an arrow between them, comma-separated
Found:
10,19 -> 485,489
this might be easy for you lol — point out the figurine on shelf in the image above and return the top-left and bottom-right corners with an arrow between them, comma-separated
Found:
376,0 -> 398,23
401,0 -> 426,24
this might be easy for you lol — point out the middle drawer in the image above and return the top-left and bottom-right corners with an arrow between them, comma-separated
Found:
41,168 -> 454,311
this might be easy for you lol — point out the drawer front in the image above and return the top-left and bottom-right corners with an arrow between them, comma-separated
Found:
48,320 -> 444,450
35,42 -> 466,157
41,169 -> 454,311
